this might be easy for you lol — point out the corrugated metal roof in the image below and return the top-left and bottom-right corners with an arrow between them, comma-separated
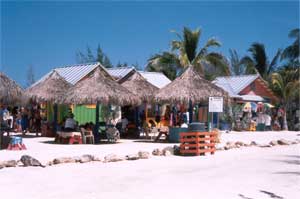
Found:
31,62 -> 100,87
213,74 -> 259,94
106,67 -> 172,89
107,67 -> 135,79
241,94 -> 264,102
215,82 -> 241,98
33,65 -> 172,90
139,71 -> 171,89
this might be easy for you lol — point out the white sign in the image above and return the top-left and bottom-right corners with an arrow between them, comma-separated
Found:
209,97 -> 223,112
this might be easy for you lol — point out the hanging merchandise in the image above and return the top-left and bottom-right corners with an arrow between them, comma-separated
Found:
264,103 -> 275,108
257,102 -> 264,112
250,102 -> 258,112
243,102 -> 251,112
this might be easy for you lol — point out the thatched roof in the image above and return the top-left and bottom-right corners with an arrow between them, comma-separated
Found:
25,70 -> 72,103
64,67 -> 140,106
119,71 -> 159,102
155,66 -> 228,104
0,72 -> 24,104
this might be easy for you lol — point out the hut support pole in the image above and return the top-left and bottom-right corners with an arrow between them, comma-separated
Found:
95,102 -> 100,143
135,107 -> 139,127
53,103 -> 58,134
188,100 -> 193,124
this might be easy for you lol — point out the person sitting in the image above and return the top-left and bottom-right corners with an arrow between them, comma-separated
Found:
121,116 -> 128,134
3,107 -> 13,129
64,113 -> 77,132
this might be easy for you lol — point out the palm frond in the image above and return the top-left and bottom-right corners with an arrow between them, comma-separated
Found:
240,56 -> 257,74
183,27 -> 200,62
248,43 -> 268,75
288,28 -> 300,39
197,38 -> 222,58
268,49 -> 281,74
171,40 -> 182,51
204,53 -> 230,76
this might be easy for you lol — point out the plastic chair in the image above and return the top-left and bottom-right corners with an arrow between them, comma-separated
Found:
80,128 -> 95,144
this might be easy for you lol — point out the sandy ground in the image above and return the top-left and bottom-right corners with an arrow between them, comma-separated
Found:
0,131 -> 299,199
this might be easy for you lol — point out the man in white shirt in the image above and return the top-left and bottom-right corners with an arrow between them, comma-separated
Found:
264,114 -> 272,131
64,114 -> 77,131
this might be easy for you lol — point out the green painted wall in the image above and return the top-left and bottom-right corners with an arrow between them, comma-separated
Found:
46,103 -> 70,123
73,105 -> 109,125
74,105 -> 96,125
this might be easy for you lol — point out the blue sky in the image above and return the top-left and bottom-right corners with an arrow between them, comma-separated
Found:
1,1 -> 299,87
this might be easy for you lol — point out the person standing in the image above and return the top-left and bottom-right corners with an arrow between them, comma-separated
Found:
264,113 -> 272,131
257,112 -> 265,131
21,107 -> 29,134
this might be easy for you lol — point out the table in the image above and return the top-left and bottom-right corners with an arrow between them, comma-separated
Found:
56,131 -> 82,144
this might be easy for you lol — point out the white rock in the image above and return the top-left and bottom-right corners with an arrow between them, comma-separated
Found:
53,157 -> 76,164
152,148 -> 163,156
250,141 -> 258,146
163,150 -> 171,156
0,160 -> 17,167
126,154 -> 140,160
79,154 -> 94,163
278,139 -> 290,145
269,140 -> 278,146
138,151 -> 150,159
104,154 -> 124,163
163,146 -> 174,155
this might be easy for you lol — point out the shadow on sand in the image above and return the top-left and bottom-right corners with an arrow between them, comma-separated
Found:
39,140 -> 121,145
238,190 -> 284,199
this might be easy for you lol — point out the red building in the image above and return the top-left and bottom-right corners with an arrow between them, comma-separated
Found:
213,74 -> 278,104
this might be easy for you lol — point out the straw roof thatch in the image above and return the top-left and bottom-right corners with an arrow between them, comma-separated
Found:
64,67 -> 140,106
25,70 -> 72,103
119,71 -> 159,102
155,66 -> 228,104
0,72 -> 24,104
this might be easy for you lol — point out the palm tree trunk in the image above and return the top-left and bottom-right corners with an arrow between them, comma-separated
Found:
283,105 -> 288,131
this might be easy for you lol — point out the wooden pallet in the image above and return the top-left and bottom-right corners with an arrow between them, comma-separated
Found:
179,131 -> 217,156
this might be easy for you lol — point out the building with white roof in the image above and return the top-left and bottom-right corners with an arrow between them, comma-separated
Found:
106,67 -> 171,89
33,63 -> 171,90
213,74 -> 277,103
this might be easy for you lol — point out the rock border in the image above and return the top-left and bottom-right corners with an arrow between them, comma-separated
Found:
0,139 -> 299,170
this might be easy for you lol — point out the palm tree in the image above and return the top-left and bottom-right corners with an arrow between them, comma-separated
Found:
241,43 -> 281,80
281,28 -> 299,62
229,49 -> 245,75
271,67 -> 300,130
146,27 -> 230,80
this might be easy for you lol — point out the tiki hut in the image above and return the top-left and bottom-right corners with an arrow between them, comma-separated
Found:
0,72 -> 24,104
25,70 -> 72,134
63,67 -> 140,142
25,70 -> 72,103
155,66 -> 228,104
64,67 -> 140,106
119,71 -> 159,102
155,66 -> 228,124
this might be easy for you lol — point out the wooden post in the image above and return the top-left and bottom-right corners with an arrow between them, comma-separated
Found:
217,112 -> 219,129
53,103 -> 58,134
211,112 -> 214,131
95,102 -> 100,143
188,99 -> 193,124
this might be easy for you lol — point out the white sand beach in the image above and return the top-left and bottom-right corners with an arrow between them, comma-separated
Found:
0,131 -> 299,199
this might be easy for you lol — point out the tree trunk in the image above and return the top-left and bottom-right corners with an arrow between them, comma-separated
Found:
283,106 -> 288,131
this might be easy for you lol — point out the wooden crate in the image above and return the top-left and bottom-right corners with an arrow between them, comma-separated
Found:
179,131 -> 217,156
